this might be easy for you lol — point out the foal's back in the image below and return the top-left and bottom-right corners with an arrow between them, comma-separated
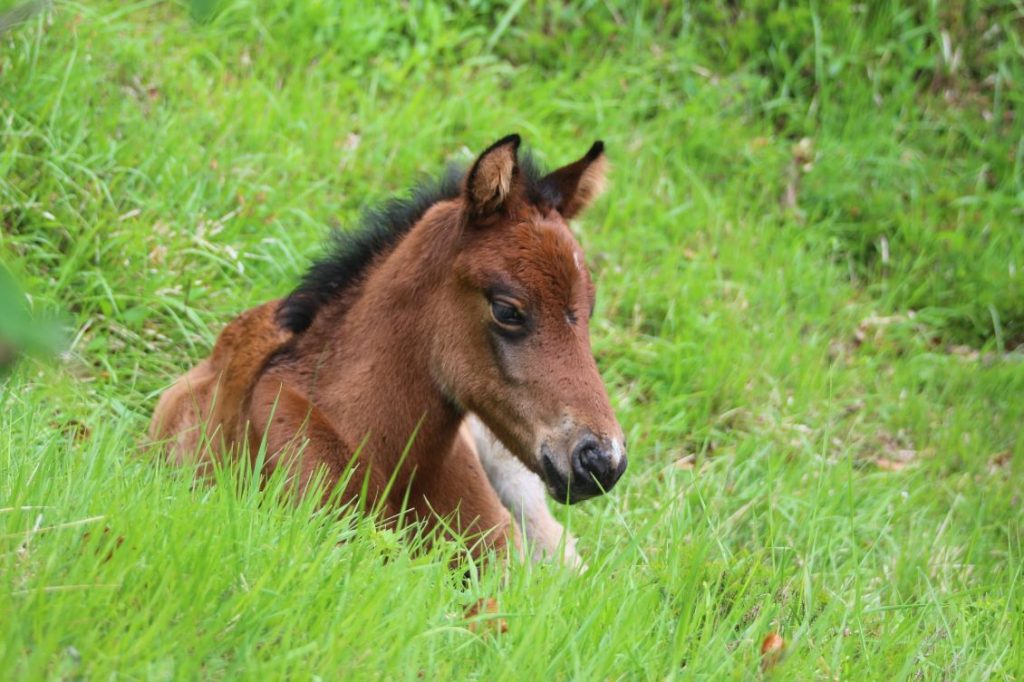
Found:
148,301 -> 290,470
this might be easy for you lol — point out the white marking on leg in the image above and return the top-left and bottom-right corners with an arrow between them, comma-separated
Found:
466,415 -> 583,569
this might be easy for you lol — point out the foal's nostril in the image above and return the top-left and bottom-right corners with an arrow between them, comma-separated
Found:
581,445 -> 605,477
572,438 -> 612,487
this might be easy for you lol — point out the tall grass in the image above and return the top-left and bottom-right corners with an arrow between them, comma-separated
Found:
2,1 -> 1022,678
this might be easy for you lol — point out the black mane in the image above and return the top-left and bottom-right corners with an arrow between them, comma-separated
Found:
277,153 -> 555,334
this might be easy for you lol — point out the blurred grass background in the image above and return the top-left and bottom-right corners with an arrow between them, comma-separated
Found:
1,1 -> 1022,678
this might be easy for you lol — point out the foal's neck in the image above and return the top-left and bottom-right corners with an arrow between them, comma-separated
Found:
297,201 -> 463,472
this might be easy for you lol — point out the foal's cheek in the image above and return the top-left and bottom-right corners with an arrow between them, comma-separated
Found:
486,333 -> 525,385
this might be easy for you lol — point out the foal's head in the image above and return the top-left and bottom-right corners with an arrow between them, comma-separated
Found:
432,135 -> 626,504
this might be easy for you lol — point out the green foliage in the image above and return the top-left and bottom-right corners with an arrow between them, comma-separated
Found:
1,0 -> 1022,678
0,266 -> 64,373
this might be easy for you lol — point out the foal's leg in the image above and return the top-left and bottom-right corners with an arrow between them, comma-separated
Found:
465,415 -> 583,568
148,359 -> 225,475
413,432 -> 514,560
246,376 -> 365,506
249,377 -> 514,558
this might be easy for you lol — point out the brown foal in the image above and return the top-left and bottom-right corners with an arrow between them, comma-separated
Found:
150,134 -> 626,559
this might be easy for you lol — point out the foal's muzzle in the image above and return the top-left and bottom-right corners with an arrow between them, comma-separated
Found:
541,433 -> 627,505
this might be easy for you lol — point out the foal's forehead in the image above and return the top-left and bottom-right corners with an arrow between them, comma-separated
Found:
506,217 -> 590,302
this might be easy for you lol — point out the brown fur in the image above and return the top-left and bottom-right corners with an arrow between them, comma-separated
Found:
149,136 -> 622,557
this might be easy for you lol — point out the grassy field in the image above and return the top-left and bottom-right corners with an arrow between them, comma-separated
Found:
2,1 -> 1023,678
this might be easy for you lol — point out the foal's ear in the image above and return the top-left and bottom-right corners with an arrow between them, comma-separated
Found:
465,133 -> 521,216
541,141 -> 608,219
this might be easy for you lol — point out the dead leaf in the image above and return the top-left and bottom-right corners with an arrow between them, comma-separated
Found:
674,454 -> 696,470
987,451 -> 1012,475
792,137 -> 814,164
148,244 -> 168,265
841,399 -> 865,417
781,138 -> 814,217
874,458 -> 907,472
82,526 -> 125,563
760,632 -> 785,672
869,430 -> 919,471
948,344 -> 980,360
464,598 -> 507,635
52,419 -> 91,442
781,165 -> 801,214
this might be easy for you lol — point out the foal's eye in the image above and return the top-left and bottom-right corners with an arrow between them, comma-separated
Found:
490,299 -> 526,329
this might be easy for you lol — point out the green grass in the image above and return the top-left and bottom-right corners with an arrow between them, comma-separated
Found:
2,0 -> 1023,678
